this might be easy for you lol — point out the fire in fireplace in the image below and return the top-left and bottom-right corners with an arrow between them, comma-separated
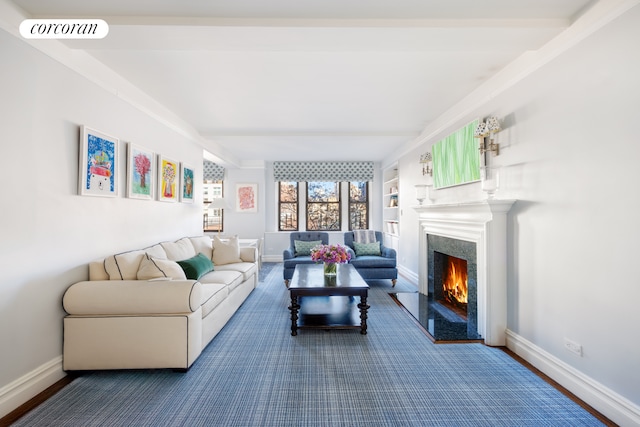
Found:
434,252 -> 468,320
443,256 -> 468,308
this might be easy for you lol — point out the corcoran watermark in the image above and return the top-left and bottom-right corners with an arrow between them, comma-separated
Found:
20,19 -> 109,39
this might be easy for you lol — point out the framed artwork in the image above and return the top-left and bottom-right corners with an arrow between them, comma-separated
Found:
433,119 -> 481,189
236,183 -> 258,213
78,126 -> 119,197
126,143 -> 154,200
158,155 -> 179,202
180,163 -> 195,203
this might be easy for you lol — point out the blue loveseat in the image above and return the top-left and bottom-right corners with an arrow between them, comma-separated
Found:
344,231 -> 397,286
283,232 -> 329,286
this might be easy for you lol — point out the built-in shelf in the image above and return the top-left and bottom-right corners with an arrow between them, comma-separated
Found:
382,165 -> 400,250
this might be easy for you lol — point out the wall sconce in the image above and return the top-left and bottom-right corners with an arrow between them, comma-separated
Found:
419,152 -> 432,176
475,116 -> 501,156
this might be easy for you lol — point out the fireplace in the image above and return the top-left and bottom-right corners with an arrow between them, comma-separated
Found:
414,200 -> 515,346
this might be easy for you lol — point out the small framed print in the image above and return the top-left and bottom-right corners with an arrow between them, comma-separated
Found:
236,183 -> 258,213
78,126 -> 119,197
127,143 -> 154,200
180,163 -> 195,203
158,155 -> 179,202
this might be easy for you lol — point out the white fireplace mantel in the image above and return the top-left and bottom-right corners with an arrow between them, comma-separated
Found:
414,199 -> 516,346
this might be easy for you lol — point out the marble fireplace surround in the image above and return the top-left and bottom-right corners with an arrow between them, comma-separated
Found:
415,200 -> 515,346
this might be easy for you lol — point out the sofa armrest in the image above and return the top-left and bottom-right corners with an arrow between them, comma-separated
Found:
381,246 -> 397,259
283,248 -> 295,260
240,246 -> 258,263
346,247 -> 356,261
63,280 -> 202,316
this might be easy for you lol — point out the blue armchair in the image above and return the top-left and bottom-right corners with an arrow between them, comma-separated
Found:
283,232 -> 329,286
344,231 -> 397,286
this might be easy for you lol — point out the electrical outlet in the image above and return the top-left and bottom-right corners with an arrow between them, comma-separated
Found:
564,338 -> 583,357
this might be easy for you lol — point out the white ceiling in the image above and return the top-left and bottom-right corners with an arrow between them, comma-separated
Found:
10,0 -> 595,167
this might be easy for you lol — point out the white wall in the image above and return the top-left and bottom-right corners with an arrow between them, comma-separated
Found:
220,167 -> 267,239
396,4 -> 640,422
0,28 -> 204,415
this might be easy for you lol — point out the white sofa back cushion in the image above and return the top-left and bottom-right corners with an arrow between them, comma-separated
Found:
161,237 -> 196,261
189,236 -> 213,260
105,250 -> 145,280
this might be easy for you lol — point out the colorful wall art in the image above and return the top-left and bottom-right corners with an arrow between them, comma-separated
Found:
236,183 -> 258,213
127,144 -> 154,200
432,120 -> 481,189
158,155 -> 179,202
79,126 -> 119,197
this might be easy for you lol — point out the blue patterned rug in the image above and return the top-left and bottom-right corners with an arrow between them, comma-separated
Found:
14,264 -> 604,426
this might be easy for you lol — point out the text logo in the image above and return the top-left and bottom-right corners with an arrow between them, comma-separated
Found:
20,19 -> 109,39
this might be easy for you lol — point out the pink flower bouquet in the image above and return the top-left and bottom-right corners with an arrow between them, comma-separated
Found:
310,244 -> 351,265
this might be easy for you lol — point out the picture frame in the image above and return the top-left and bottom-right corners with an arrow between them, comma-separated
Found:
236,183 -> 258,213
180,163 -> 195,203
78,125 -> 119,197
126,143 -> 154,200
157,155 -> 179,202
432,119 -> 481,189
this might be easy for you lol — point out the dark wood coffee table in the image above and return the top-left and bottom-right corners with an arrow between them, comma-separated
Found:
288,264 -> 370,335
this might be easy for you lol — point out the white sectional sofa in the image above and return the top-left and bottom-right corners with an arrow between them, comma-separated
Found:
62,235 -> 258,371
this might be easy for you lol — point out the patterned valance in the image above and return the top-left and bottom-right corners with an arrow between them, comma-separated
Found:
203,161 -> 225,181
273,161 -> 374,182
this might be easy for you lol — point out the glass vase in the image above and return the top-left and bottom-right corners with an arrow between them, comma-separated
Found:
323,262 -> 337,276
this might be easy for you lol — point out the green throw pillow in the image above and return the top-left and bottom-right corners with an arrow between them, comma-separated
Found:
294,240 -> 322,256
354,241 -> 381,256
177,252 -> 215,280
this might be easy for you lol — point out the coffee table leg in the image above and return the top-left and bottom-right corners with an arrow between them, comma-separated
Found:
358,294 -> 369,335
289,295 -> 299,336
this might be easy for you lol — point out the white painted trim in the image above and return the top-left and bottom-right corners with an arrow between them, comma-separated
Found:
262,254 -> 284,263
398,265 -> 418,286
0,356 -> 66,418
506,330 -> 640,427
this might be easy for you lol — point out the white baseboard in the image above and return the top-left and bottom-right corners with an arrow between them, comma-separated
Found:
506,330 -> 640,426
262,255 -> 283,263
0,356 -> 66,418
398,265 -> 418,286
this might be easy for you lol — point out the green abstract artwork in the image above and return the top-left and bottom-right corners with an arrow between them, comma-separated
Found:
433,120 -> 481,189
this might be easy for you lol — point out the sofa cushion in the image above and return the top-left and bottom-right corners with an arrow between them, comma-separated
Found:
354,241 -> 381,256
212,236 -> 242,265
177,253 -> 215,280
294,240 -> 321,256
200,283 -> 228,317
199,270 -> 244,291
161,238 -> 196,261
137,254 -> 187,280
189,236 -> 213,260
349,255 -> 396,269
283,255 -> 317,269
215,262 -> 258,282
105,250 -> 145,280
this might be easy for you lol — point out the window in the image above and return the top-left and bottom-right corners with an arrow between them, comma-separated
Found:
306,182 -> 341,231
203,180 -> 224,232
279,181 -> 298,231
349,181 -> 369,230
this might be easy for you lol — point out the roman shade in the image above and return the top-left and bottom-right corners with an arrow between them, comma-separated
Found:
273,161 -> 374,182
204,161 -> 225,181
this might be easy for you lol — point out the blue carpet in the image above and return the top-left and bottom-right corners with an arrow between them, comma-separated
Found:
14,264 -> 603,426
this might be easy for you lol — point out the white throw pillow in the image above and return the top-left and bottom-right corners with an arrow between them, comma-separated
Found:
137,254 -> 187,280
212,235 -> 243,266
